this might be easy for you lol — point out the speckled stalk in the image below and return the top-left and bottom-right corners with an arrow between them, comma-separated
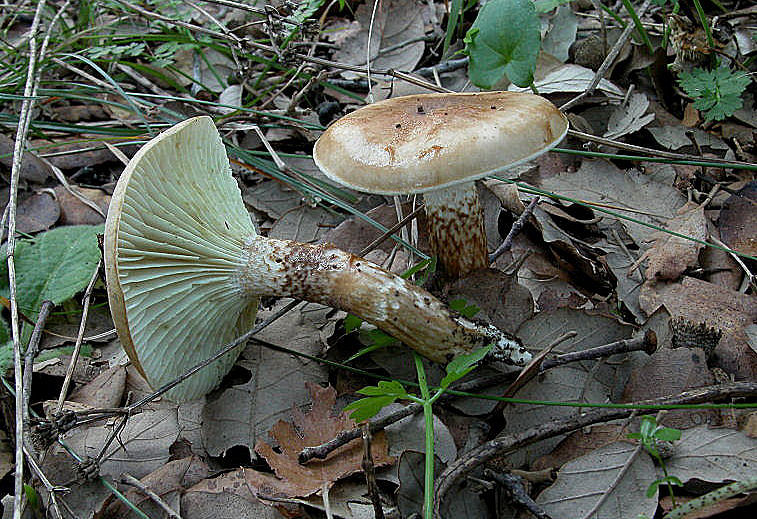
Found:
423,182 -> 488,280
236,235 -> 530,365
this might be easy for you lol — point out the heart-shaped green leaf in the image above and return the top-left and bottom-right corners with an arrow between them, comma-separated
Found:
464,0 -> 541,88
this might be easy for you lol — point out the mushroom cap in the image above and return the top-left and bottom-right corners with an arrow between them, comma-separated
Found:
104,116 -> 259,402
313,92 -> 568,195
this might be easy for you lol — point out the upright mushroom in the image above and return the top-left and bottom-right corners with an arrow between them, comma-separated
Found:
312,91 -> 568,280
104,116 -> 530,402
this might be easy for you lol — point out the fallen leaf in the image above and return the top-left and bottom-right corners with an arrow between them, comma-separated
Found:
718,181 -> 757,256
201,384 -> 393,500
54,185 -> 109,225
603,92 -> 656,140
69,364 -> 126,409
331,0 -> 428,79
102,456 -> 211,519
639,276 -> 757,380
443,268 -> 534,333
201,301 -> 331,457
532,424 -> 628,471
536,442 -> 657,519
666,425 -> 757,484
538,160 -> 686,245
508,63 -> 623,96
321,202 -> 429,256
647,126 -> 729,151
630,201 -> 707,281
15,191 -> 59,234
541,5 -> 578,62
502,309 -> 638,466
0,133 -> 52,183
269,204 -> 341,243
622,348 -> 716,429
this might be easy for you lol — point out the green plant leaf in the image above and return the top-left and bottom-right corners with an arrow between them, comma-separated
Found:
654,427 -> 682,442
343,314 -> 363,334
345,380 -> 409,422
678,67 -> 750,121
356,379 -> 407,398
0,225 -> 104,317
463,0 -> 541,88
449,297 -> 481,319
646,479 -> 661,498
440,345 -> 492,389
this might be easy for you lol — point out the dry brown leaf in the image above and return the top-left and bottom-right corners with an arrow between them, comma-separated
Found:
719,181 -> 757,257
69,364 -> 126,409
622,348 -> 716,429
54,185 -> 109,225
532,424 -> 628,471
331,0 -> 429,79
630,201 -> 707,281
639,276 -> 757,380
15,192 -> 60,233
102,456 -> 211,519
197,384 -> 393,501
0,133 -> 52,183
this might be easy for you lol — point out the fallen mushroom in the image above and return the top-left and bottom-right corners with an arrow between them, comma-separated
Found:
104,117 -> 531,402
312,91 -> 568,280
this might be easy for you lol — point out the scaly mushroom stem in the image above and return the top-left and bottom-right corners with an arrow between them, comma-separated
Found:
423,182 -> 488,280
236,235 -> 529,365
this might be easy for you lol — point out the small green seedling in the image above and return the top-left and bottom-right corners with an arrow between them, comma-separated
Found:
627,416 -> 683,505
346,345 -> 493,519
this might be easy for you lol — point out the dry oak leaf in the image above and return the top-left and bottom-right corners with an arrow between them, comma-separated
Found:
630,201 -> 707,281
194,383 -> 393,501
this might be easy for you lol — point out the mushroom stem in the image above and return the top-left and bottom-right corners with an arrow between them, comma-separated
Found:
236,235 -> 529,365
423,181 -> 488,280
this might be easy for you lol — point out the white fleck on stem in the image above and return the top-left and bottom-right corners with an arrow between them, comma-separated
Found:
423,182 -> 488,281
237,236 -> 529,365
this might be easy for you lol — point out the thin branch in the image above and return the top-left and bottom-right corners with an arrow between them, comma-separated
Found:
8,2 -> 48,516
55,261 -> 101,413
489,197 -> 540,264
22,301 -> 55,439
560,0 -> 652,112
433,382 -> 757,517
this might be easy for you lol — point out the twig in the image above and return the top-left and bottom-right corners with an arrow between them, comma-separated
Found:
361,424 -> 385,519
8,2 -> 48,516
22,301 -> 55,438
300,404 -> 420,463
489,197 -> 540,264
23,445 -> 64,519
565,129 -> 751,168
485,469 -> 552,519
560,0 -> 652,112
540,330 -> 657,372
299,370 -> 524,464
121,472 -> 182,519
433,382 -> 757,517
55,261 -> 101,414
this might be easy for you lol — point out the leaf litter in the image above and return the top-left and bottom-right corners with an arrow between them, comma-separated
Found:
1,1 -> 755,518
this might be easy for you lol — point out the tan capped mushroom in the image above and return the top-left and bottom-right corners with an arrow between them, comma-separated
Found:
104,117 -> 531,402
313,92 -> 568,280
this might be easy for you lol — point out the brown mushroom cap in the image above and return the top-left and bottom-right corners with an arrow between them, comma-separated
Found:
313,92 -> 568,195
